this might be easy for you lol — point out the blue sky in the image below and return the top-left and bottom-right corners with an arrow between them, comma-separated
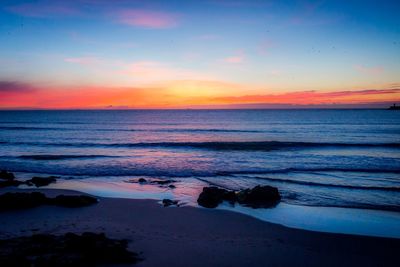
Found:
0,0 -> 399,108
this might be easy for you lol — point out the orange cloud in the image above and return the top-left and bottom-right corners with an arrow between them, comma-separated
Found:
211,88 -> 400,105
0,80 -> 399,109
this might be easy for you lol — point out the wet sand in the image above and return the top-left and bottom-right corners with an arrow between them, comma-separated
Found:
0,188 -> 399,267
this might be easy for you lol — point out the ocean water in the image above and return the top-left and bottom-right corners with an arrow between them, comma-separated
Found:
0,109 -> 399,213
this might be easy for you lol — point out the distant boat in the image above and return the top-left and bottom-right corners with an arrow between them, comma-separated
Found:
388,104 -> 400,110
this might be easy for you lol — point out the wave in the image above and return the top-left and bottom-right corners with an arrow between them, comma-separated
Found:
1,140 -> 399,150
0,126 -> 261,133
17,155 -> 118,160
0,126 -> 58,131
249,176 -> 400,192
226,167 -> 400,175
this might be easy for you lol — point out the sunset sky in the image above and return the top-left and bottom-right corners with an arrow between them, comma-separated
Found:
0,0 -> 399,108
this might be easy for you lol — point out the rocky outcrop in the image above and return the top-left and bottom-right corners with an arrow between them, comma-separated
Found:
0,192 -> 48,211
197,185 -> 281,208
0,232 -> 140,266
0,192 -> 98,211
51,195 -> 99,208
0,170 -> 22,188
237,185 -> 281,208
197,187 -> 236,208
0,170 -> 15,180
25,176 -> 57,187
162,199 -> 179,207
0,171 -> 57,188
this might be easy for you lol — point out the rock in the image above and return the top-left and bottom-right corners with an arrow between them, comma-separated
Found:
138,178 -> 147,183
0,170 -> 15,180
53,195 -> 98,208
151,179 -> 176,185
0,192 -> 48,211
0,232 -> 140,266
0,179 -> 23,188
162,199 -> 179,207
25,176 -> 57,187
237,185 -> 281,208
0,193 -> 98,211
197,185 -> 281,209
197,187 -> 235,208
168,184 -> 176,189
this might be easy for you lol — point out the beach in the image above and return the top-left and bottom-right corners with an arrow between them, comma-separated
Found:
1,187 -> 399,267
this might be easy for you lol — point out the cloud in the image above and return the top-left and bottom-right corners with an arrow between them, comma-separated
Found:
0,81 -> 35,93
115,9 -> 179,29
223,50 -> 245,64
211,88 -> 400,105
1,80 -> 399,109
354,65 -> 384,75
223,56 -> 244,63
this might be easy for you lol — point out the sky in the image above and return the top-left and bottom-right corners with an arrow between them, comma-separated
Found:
0,0 -> 399,109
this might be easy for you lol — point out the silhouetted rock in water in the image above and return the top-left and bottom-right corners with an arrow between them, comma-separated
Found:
52,195 -> 98,208
0,192 -> 98,211
162,199 -> 179,207
138,178 -> 147,183
0,232 -> 140,267
0,192 -> 48,211
237,185 -> 281,208
25,176 -> 57,187
0,170 -> 15,181
126,178 -> 176,187
168,184 -> 176,189
0,179 -> 23,188
197,185 -> 281,208
151,179 -> 176,185
197,187 -> 235,208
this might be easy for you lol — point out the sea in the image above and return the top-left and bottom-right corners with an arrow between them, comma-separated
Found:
1,110 -> 399,237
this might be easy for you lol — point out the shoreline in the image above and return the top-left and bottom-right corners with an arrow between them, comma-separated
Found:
4,171 -> 400,239
0,187 -> 399,266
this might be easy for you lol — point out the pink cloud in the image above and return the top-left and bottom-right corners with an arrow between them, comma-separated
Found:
223,50 -> 245,64
354,65 -> 384,75
116,9 -> 179,29
224,56 -> 243,63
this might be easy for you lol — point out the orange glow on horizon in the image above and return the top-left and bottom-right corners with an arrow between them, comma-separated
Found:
0,81 -> 399,109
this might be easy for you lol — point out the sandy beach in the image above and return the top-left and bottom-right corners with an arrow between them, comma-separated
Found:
0,188 -> 399,267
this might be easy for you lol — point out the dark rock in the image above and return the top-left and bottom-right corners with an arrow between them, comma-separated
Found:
0,192 -> 48,211
138,178 -> 147,183
0,179 -> 23,188
162,199 -> 179,207
237,185 -> 281,208
197,185 -> 281,208
151,179 -> 176,185
197,187 -> 235,208
0,170 -> 15,181
0,232 -> 140,267
222,190 -> 237,204
25,176 -> 57,187
53,195 -> 98,208
168,184 -> 176,189
0,193 -> 98,211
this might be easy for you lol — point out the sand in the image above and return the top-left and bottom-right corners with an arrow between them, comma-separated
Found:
0,188 -> 399,267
